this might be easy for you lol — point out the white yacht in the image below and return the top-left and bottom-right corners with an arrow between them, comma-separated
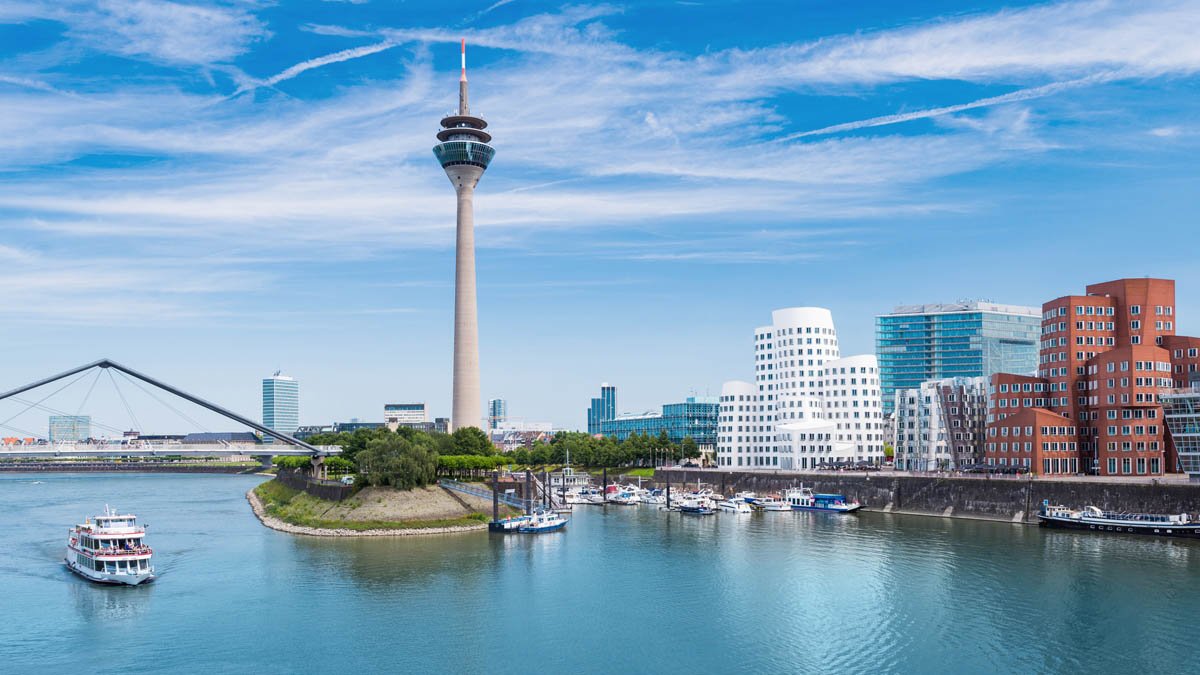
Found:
65,506 -> 155,585
717,497 -> 753,513
752,495 -> 791,512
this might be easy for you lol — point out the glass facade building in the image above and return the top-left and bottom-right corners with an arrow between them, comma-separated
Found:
599,397 -> 719,446
487,398 -> 507,429
586,384 -> 617,435
49,415 -> 91,442
876,302 -> 1040,414
262,373 -> 299,444
1163,388 -> 1200,480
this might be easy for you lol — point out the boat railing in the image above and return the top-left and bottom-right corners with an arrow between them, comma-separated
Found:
91,546 -> 153,557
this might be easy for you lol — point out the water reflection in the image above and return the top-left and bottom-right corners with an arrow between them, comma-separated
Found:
68,577 -> 153,622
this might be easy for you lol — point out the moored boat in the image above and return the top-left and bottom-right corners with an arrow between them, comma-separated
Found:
717,497 -> 753,513
517,509 -> 568,533
784,486 -> 861,513
679,498 -> 716,516
489,513 -> 533,532
1037,501 -> 1200,538
752,495 -> 791,512
65,506 -> 155,585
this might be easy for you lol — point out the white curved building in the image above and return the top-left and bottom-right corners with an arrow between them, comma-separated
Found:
718,307 -> 885,470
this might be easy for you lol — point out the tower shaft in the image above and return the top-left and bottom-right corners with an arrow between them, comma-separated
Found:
451,166 -> 484,431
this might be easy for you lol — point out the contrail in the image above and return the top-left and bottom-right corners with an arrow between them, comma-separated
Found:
231,41 -> 397,96
782,73 -> 1118,141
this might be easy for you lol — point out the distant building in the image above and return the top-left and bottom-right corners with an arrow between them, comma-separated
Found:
262,372 -> 299,444
586,384 -> 617,434
385,403 -> 427,430
892,376 -> 989,471
295,420 -> 386,439
876,301 -> 1040,414
487,398 -> 507,429
598,397 -> 719,446
719,307 -> 885,470
49,415 -> 90,442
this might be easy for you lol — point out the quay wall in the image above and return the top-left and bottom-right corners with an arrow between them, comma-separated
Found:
655,469 -> 1200,523
0,462 -> 253,474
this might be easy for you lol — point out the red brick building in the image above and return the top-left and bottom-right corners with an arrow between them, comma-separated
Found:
984,278 -> 1200,476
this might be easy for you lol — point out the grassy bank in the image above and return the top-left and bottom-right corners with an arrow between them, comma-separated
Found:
253,480 -> 490,531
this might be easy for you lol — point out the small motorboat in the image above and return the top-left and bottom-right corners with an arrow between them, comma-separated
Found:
517,510 -> 568,533
752,495 -> 791,512
717,498 -> 752,513
679,498 -> 716,516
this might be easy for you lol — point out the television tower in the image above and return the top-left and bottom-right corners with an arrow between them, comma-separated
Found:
434,39 -> 494,431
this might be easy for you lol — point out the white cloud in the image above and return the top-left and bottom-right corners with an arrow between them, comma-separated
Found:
56,0 -> 269,66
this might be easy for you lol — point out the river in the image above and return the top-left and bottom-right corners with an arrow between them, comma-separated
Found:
3,472 -> 1197,674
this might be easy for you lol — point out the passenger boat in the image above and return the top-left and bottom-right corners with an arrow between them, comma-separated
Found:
517,509 -> 568,533
64,506 -> 155,585
1037,501 -> 1200,538
752,495 -> 791,512
783,487 -> 862,513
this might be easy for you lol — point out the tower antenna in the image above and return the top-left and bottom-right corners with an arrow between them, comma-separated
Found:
459,39 -> 468,115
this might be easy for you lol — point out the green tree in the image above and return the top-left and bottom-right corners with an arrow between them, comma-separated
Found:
680,436 -> 699,459
356,433 -> 438,489
452,427 -> 495,456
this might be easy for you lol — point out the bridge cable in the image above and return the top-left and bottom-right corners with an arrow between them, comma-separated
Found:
9,396 -> 130,437
0,369 -> 93,430
74,369 -> 104,417
113,370 -> 212,434
106,368 -> 144,435
0,421 -> 44,439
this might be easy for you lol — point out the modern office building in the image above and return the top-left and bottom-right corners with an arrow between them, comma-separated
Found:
586,384 -> 617,435
718,307 -> 885,470
261,372 -> 299,444
1163,387 -> 1200,481
385,403 -> 427,429
48,415 -> 91,442
597,396 -> 720,446
892,376 -> 989,471
487,398 -> 507,429
983,278 -> 1200,476
876,301 -> 1040,414
435,40 -> 495,432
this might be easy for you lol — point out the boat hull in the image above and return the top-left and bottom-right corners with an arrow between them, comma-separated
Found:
1037,514 -> 1200,538
64,559 -> 155,586
790,504 -> 862,514
517,521 -> 567,533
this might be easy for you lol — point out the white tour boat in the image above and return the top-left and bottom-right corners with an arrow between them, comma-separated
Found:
784,487 -> 862,513
65,506 -> 155,585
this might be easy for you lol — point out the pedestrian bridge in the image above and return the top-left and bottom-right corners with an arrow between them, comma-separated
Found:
0,359 -> 337,458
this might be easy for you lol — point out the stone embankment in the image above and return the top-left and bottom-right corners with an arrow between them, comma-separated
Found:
246,489 -> 487,537
657,468 -> 1200,523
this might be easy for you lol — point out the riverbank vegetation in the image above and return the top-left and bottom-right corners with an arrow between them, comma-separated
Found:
252,480 -> 491,531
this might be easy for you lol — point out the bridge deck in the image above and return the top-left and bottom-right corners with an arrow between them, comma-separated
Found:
0,444 -> 341,458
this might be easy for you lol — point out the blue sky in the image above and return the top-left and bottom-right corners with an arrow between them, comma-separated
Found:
1,0 -> 1198,435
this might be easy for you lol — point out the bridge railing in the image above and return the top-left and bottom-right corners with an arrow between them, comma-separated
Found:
439,479 -> 525,510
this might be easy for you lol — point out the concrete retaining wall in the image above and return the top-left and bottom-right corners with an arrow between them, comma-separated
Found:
656,469 -> 1200,523
275,468 -> 355,502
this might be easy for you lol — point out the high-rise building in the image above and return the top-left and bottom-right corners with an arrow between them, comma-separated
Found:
384,403 -> 427,429
586,384 -> 617,434
262,372 -> 299,444
487,398 -> 507,429
876,301 -> 1040,414
1163,387 -> 1200,481
892,376 -> 989,471
48,415 -> 90,442
718,307 -> 885,470
983,278 -> 1200,476
597,396 -> 720,447
434,40 -> 494,432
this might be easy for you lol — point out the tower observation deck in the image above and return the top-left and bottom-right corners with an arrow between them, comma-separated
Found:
434,40 -> 493,431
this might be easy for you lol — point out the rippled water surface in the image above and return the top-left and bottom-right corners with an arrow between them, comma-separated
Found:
3,472 -> 1199,674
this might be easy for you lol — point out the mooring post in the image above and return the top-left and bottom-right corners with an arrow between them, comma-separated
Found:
491,470 -> 499,523
666,481 -> 671,508
525,470 -> 532,515
543,469 -> 549,508
603,467 -> 608,503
